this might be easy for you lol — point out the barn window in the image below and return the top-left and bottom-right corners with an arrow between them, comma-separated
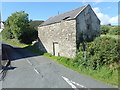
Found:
63,16 -> 70,20
87,24 -> 90,30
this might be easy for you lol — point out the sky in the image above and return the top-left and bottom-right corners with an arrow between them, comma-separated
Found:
1,2 -> 118,25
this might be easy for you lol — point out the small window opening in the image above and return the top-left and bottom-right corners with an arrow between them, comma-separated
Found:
87,24 -> 90,30
63,16 -> 70,20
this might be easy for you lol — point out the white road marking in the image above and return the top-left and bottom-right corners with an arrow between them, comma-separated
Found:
71,80 -> 86,88
27,60 -> 33,65
34,68 -> 40,74
27,60 -> 40,74
62,76 -> 78,89
62,76 -> 86,89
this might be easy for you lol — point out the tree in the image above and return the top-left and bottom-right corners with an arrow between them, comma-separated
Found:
2,18 -> 14,39
20,27 -> 38,44
2,11 -> 38,44
8,11 -> 30,40
107,24 -> 111,26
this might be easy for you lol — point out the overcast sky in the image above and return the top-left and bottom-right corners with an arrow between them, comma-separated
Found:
1,2 -> 118,25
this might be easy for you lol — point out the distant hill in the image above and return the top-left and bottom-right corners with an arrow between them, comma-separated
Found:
29,20 -> 44,30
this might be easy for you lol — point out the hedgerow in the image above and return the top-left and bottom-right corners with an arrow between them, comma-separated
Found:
75,36 -> 119,70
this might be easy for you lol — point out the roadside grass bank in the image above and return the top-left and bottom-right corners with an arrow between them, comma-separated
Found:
43,53 -> 118,87
1,38 -> 40,54
1,38 -> 28,48
1,37 -> 44,55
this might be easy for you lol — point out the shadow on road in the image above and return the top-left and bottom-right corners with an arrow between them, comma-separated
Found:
2,66 -> 17,70
1,43 -> 40,80
0,66 -> 17,81
2,43 -> 40,61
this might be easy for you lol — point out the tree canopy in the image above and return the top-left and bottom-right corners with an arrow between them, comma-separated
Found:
2,11 -> 38,44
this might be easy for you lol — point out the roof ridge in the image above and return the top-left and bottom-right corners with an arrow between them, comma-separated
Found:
40,4 -> 90,26
48,4 -> 89,19
74,4 -> 90,18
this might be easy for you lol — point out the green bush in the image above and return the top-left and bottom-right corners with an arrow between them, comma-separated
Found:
100,25 -> 110,35
108,26 -> 119,35
76,36 -> 119,70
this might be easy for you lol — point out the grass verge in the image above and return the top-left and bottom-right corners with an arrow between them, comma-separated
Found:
1,37 -> 44,55
43,53 -> 118,87
1,38 -> 28,48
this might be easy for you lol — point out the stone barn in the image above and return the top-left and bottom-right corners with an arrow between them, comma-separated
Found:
38,4 -> 100,58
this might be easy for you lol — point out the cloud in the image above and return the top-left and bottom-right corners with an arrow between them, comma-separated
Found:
109,16 -> 118,24
93,7 -> 118,25
92,7 -> 101,13
107,7 -> 111,9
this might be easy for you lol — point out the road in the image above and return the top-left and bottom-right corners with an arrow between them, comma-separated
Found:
1,42 -> 117,89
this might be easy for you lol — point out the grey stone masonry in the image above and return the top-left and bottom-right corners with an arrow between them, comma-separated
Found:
38,20 -> 76,58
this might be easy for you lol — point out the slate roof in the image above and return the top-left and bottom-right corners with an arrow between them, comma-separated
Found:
40,4 -> 89,26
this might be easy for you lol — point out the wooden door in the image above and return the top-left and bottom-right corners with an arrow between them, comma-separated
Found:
53,42 -> 59,56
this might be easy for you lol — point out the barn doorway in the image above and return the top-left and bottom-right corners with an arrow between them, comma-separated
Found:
53,42 -> 59,56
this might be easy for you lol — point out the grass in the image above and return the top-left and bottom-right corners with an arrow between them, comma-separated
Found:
1,38 -> 28,48
101,34 -> 119,39
43,53 -> 118,87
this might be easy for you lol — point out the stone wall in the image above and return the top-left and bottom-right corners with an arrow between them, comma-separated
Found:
76,5 -> 100,46
38,20 -> 76,58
